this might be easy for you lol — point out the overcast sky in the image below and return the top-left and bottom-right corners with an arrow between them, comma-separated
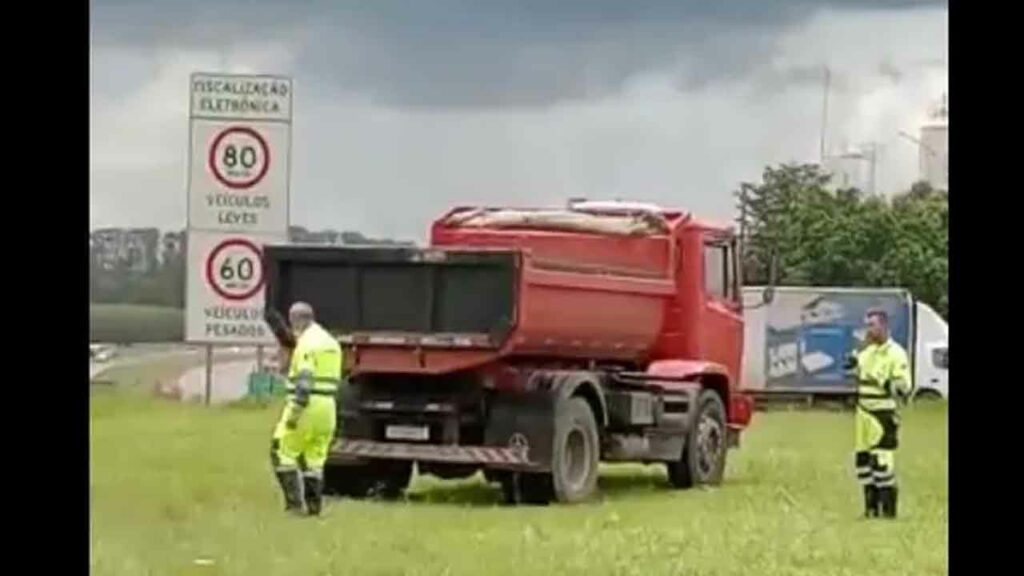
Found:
90,0 -> 948,241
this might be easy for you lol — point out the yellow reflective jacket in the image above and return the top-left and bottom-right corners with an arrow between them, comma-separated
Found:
855,338 -> 912,411
287,322 -> 344,397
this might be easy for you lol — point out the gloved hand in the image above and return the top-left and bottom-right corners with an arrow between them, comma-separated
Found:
843,354 -> 858,371
284,400 -> 305,430
889,381 -> 912,403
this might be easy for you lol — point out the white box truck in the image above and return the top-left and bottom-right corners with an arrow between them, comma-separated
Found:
742,287 -> 948,400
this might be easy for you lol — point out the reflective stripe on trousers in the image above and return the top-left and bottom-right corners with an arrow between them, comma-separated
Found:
854,405 -> 899,489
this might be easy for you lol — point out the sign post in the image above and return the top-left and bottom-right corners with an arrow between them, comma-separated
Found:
185,73 -> 293,402
205,345 -> 214,406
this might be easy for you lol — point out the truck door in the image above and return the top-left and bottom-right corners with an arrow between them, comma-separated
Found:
702,237 -> 743,383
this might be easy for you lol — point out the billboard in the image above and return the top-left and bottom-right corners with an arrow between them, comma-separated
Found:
743,288 -> 912,391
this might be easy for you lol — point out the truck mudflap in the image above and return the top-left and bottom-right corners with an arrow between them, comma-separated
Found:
727,425 -> 742,448
330,439 -> 535,469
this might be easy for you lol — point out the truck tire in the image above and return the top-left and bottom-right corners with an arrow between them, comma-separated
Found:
667,389 -> 728,489
323,463 -> 371,498
552,396 -> 601,503
483,469 -> 506,485
499,397 -> 599,505
496,472 -> 547,505
914,388 -> 943,402
366,461 -> 413,500
323,461 -> 412,500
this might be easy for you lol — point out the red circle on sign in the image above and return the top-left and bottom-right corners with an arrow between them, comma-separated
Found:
208,126 -> 271,190
205,238 -> 266,301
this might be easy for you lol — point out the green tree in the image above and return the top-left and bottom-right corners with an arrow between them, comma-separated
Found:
736,163 -> 948,318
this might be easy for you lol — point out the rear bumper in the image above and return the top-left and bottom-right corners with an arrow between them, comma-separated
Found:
329,439 -> 536,470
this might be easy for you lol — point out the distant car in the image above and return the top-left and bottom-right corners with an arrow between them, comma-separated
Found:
90,344 -> 116,363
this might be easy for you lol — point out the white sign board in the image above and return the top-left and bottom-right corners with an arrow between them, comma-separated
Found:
186,72 -> 292,344
188,74 -> 292,234
191,73 -> 292,121
185,230 -> 286,344
188,120 -> 290,232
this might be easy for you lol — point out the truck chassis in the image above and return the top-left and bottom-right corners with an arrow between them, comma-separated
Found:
323,367 -> 737,504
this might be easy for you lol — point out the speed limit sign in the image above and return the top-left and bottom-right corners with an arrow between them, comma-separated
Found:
186,230 -> 285,344
208,126 -> 270,189
186,73 -> 292,344
205,237 -> 265,300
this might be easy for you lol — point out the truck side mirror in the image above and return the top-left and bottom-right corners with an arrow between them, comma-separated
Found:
758,251 -> 779,306
739,248 -> 778,310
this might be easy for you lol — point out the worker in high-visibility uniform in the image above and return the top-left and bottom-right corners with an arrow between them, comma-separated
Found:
270,302 -> 343,516
849,308 -> 913,519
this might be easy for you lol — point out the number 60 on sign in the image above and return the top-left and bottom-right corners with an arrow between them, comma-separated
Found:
185,230 -> 286,345
205,237 -> 266,301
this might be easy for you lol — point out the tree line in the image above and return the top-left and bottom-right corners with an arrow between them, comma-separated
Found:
89,227 -> 413,308
90,167 -> 949,320
736,163 -> 948,318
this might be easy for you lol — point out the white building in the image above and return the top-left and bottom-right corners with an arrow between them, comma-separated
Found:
825,144 -> 877,193
919,95 -> 948,190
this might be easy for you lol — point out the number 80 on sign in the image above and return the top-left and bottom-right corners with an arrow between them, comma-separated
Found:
208,126 -> 271,190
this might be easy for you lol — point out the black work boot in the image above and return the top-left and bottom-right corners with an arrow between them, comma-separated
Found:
863,485 -> 880,518
275,470 -> 305,515
879,486 -> 898,519
303,473 -> 324,517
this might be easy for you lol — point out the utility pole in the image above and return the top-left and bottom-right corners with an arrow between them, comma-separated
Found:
820,66 -> 831,164
737,186 -> 748,263
868,143 -> 878,196
204,344 -> 213,406
736,185 -> 752,289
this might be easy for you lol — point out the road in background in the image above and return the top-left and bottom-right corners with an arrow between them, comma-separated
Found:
90,345 -> 267,403
176,359 -> 263,404
90,345 -> 199,381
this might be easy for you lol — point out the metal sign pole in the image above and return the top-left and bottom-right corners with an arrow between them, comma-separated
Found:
205,344 -> 213,406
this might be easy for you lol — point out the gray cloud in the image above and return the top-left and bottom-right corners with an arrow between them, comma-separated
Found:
90,1 -> 948,238
93,0 -> 945,109
877,59 -> 906,84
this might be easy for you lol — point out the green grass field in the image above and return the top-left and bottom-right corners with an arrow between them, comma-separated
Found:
90,304 -> 184,343
90,390 -> 947,576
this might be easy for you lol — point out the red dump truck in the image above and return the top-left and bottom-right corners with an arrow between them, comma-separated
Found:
263,201 -> 765,504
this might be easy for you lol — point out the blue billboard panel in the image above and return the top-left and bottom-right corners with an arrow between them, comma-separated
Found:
763,290 -> 910,391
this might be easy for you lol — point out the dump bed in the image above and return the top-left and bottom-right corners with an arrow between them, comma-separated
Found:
263,246 -> 518,346
263,240 -> 677,374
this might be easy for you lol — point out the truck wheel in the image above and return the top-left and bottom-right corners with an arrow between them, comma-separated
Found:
499,472 -> 554,506
667,389 -> 728,489
914,389 -> 943,402
483,469 -> 506,485
323,463 -> 371,498
550,397 -> 600,503
366,461 -> 413,500
496,397 -> 600,506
